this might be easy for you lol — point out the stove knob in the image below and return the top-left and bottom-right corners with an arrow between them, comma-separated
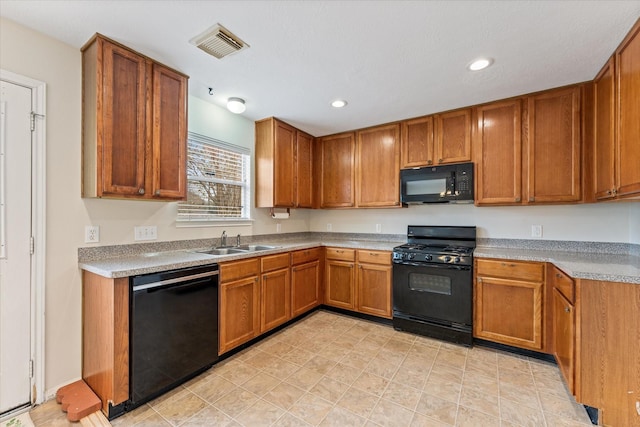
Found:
454,257 -> 461,263
443,256 -> 451,262
425,254 -> 432,261
407,253 -> 415,260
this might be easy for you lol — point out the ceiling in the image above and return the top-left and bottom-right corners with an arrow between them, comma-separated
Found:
2,1 -> 639,137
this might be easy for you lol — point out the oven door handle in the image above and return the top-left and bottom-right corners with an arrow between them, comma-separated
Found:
393,261 -> 471,271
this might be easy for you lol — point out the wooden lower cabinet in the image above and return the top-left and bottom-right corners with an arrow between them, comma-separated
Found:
325,248 -> 392,319
552,287 -> 575,393
474,259 -> 545,351
291,248 -> 322,317
219,259 -> 261,354
260,253 -> 291,333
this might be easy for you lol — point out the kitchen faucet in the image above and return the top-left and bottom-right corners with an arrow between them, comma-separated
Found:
236,233 -> 241,247
220,230 -> 227,247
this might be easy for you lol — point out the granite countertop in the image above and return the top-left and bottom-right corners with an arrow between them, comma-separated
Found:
79,238 -> 402,278
475,246 -> 640,285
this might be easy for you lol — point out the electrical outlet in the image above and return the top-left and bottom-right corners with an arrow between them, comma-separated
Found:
134,226 -> 157,241
376,224 -> 382,233
276,223 -> 281,233
636,400 -> 640,416
85,226 -> 100,243
531,225 -> 543,238
327,223 -> 332,231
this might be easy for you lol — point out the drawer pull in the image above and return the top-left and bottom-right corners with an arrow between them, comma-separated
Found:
336,250 -> 344,253
369,252 -> 378,256
556,273 -> 563,279
564,307 -> 570,313
501,262 -> 516,267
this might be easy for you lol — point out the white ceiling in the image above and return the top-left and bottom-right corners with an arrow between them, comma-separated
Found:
2,1 -> 639,136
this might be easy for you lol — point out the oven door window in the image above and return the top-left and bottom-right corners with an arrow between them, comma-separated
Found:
408,272 -> 452,295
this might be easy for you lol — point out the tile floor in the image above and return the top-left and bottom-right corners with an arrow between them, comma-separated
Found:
32,310 -> 594,426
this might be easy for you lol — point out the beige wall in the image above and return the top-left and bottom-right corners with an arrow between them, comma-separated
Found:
631,203 -> 640,244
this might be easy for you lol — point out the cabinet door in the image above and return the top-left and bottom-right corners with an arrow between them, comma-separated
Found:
615,20 -> 640,199
357,263 -> 392,319
101,41 -> 147,196
356,124 -> 401,207
593,58 -> 616,201
401,116 -> 434,168
474,276 -> 543,350
296,131 -> 314,208
474,100 -> 523,205
526,87 -> 581,203
291,260 -> 320,317
320,133 -> 356,208
553,288 -> 575,394
274,121 -> 296,207
434,109 -> 472,164
219,276 -> 260,354
261,268 -> 290,333
325,260 -> 355,309
151,64 -> 187,199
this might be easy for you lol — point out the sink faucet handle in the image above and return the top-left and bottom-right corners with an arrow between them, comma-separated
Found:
220,230 -> 227,247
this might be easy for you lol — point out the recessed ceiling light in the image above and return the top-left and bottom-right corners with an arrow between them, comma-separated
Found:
227,97 -> 246,114
468,58 -> 493,71
331,99 -> 347,108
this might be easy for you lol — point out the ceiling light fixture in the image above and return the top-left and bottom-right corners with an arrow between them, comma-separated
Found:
468,58 -> 493,71
331,99 -> 347,108
227,97 -> 246,114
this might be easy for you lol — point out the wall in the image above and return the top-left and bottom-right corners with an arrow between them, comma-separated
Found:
630,203 -> 640,245
308,202 -> 637,243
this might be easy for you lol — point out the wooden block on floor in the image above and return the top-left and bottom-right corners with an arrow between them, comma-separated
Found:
55,380 -> 102,422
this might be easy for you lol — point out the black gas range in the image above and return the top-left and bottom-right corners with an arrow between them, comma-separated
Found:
392,225 -> 476,346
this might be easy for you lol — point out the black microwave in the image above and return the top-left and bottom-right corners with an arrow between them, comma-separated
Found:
400,162 -> 474,204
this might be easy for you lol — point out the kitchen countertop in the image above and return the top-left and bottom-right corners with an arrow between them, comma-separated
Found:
79,239 -> 401,278
475,246 -> 640,285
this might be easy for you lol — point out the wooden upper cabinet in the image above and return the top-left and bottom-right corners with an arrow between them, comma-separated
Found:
401,116 -> 434,168
356,124 -> 401,207
151,64 -> 187,199
474,99 -> 523,205
319,132 -> 356,208
81,34 -> 188,200
435,108 -> 472,164
255,117 -> 314,208
593,57 -> 616,200
296,131 -> 314,208
525,86 -> 581,203
615,19 -> 640,199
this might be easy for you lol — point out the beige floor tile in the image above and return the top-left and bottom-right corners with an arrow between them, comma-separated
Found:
497,352 -> 531,372
130,411 -> 173,426
498,365 -> 537,388
318,406 -> 367,427
499,381 -> 541,410
391,364 -> 430,390
109,403 -> 155,426
153,390 -> 208,425
213,388 -> 259,418
260,340 -> 296,356
304,355 -> 338,375
409,411 -> 452,426
539,391 -> 593,423
241,371 -> 281,396
366,356 -> 401,379
219,361 -> 260,386
464,357 -> 498,378
458,386 -> 499,418
309,376 -> 350,403
500,396 -> 546,427
352,371 -> 390,397
415,393 -> 458,425
340,352 -> 374,371
422,376 -> 461,403
234,399 -> 286,426
382,381 -> 422,411
456,405 -> 500,427
180,405 -> 237,426
336,387 -> 380,418
286,366 -> 324,391
433,350 -> 466,371
263,382 -> 306,410
272,412 -> 312,426
287,392 -> 334,426
427,365 -> 464,385
317,344 -> 352,362
543,411 -> 595,426
324,361 -> 363,385
244,352 -> 282,371
281,347 -> 316,366
189,375 -> 237,404
462,370 -> 499,395
262,358 -> 301,379
368,398 -> 415,427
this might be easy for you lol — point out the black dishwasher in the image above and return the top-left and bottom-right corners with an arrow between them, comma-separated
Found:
130,264 -> 219,406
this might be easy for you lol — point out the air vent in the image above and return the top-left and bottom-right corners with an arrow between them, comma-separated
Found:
189,24 -> 249,59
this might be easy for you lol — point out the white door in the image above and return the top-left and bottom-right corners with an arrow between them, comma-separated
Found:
0,80 -> 33,414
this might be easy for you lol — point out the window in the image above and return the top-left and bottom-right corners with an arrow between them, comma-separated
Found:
177,132 -> 250,222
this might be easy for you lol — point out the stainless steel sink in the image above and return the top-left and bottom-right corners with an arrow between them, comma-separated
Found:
194,245 -> 277,256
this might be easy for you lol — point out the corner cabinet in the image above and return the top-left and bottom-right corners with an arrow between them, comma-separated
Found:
255,117 -> 314,208
549,265 -> 575,394
81,33 -> 187,200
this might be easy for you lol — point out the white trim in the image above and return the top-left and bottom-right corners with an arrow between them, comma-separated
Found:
0,69 -> 46,406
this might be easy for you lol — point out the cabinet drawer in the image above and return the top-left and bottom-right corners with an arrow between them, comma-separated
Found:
476,258 -> 544,282
552,267 -> 575,303
261,253 -> 290,273
220,258 -> 260,283
326,247 -> 356,261
291,247 -> 321,265
358,250 -> 391,265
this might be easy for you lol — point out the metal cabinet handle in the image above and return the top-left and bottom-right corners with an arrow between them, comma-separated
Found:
154,190 -> 161,196
529,197 -> 535,202
369,252 -> 378,256
515,197 -> 521,202
501,262 -> 516,267
606,190 -> 612,195
255,277 -> 259,282
292,267 -> 296,272
612,188 -> 618,195
427,160 -> 433,165
438,158 -> 443,163
564,307 -> 570,313
556,273 -> 563,279
138,188 -> 145,195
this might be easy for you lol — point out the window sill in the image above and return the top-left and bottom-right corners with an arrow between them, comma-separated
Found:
175,218 -> 254,228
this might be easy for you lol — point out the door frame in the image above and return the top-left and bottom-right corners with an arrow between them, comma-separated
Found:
0,69 -> 46,407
